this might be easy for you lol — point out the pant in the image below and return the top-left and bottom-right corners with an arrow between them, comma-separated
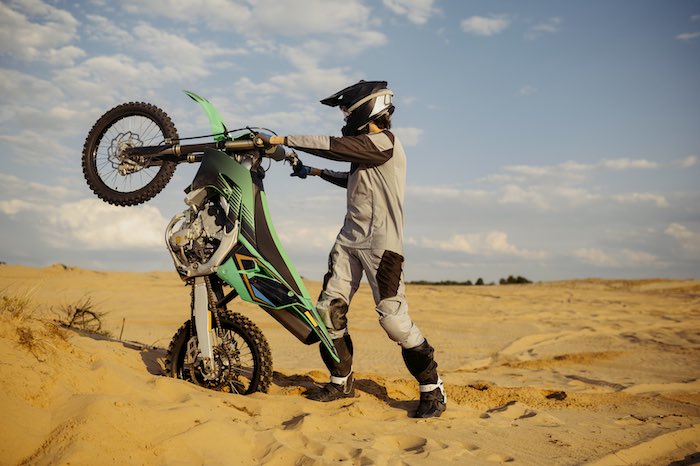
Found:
316,242 -> 429,379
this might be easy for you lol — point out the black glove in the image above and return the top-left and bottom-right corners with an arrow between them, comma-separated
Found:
291,163 -> 313,179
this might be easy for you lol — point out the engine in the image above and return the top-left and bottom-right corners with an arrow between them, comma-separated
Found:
166,194 -> 238,278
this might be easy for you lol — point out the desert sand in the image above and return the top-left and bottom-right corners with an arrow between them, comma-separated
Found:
1,263 -> 699,465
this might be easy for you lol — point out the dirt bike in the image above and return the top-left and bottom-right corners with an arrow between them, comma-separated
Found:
81,91 -> 339,394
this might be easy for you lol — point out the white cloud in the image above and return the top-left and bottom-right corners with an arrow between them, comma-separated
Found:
121,0 -> 251,30
665,223 -> 700,252
460,15 -> 510,37
121,0 -> 377,38
575,247 -> 660,268
0,68 -> 64,104
0,0 -> 83,64
53,54 -> 180,104
420,231 -> 546,259
505,164 -> 552,177
47,199 -> 167,250
503,157 -> 659,180
621,249 -> 658,265
676,31 -> 700,41
393,127 -> 424,147
574,248 -> 617,267
383,0 -> 439,25
276,221 -> 339,251
84,14 -> 134,45
407,185 -> 491,202
0,172 -> 77,199
267,66 -> 360,102
526,17 -> 562,39
674,155 -> 697,168
0,199 -> 47,216
498,184 -> 600,209
131,23 -> 244,78
613,192 -> 669,208
600,158 -> 658,170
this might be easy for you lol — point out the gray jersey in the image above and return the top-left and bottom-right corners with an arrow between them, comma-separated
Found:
286,131 -> 406,254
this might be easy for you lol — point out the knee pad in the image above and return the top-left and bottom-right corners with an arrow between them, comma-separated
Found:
377,299 -> 424,348
317,297 -> 349,332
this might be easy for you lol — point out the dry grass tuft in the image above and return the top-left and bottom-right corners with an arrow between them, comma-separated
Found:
1,293 -> 33,319
1,288 -> 67,360
56,296 -> 112,338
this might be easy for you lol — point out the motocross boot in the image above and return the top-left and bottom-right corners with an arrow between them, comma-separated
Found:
402,339 -> 447,418
307,335 -> 356,402
306,374 -> 355,402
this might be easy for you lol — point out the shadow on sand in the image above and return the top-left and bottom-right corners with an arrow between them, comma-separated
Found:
61,325 -> 166,376
272,371 -> 416,415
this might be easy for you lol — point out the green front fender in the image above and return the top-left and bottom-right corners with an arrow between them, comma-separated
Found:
184,90 -> 228,141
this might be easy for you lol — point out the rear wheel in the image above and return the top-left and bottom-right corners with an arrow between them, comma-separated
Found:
165,310 -> 273,394
82,102 -> 178,206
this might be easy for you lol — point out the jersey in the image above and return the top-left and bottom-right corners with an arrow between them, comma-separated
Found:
286,131 -> 406,254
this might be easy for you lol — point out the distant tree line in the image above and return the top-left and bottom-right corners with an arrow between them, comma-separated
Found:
408,275 -> 532,286
499,275 -> 532,285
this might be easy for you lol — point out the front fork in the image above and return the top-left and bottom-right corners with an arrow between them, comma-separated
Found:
192,276 -> 217,374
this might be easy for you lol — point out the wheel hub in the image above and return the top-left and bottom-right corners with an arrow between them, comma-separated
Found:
109,131 -> 145,175
185,337 -> 244,393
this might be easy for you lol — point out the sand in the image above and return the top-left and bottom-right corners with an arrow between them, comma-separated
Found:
1,264 -> 699,465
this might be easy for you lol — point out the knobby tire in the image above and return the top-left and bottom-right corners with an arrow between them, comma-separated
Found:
82,102 -> 179,206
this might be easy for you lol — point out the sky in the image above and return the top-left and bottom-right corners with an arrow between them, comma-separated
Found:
1,0 -> 699,283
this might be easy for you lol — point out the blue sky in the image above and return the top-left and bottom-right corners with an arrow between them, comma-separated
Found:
1,0 -> 699,282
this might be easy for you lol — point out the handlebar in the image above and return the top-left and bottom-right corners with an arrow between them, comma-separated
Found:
121,137 -> 286,161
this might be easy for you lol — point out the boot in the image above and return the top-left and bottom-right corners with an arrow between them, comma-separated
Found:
402,339 -> 447,418
306,374 -> 355,402
307,335 -> 355,402
414,379 -> 446,418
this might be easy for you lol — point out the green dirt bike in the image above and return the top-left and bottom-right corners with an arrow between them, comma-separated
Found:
81,91 -> 338,394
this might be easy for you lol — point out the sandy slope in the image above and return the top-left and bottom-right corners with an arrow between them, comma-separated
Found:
1,264 -> 699,465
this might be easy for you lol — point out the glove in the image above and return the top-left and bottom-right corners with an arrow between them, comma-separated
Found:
291,163 -> 313,179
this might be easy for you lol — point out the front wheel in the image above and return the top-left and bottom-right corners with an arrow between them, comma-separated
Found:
82,102 -> 179,206
165,310 -> 273,394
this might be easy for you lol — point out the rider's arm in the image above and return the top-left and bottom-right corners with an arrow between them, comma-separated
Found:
276,133 -> 395,166
318,169 -> 349,188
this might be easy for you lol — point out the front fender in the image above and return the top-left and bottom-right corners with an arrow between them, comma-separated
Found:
184,90 -> 228,142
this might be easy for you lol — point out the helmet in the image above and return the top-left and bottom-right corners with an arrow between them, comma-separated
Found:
321,80 -> 395,136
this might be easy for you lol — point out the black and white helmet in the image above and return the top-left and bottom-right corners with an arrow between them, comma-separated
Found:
321,80 -> 394,136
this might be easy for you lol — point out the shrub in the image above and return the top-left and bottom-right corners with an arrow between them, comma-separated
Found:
499,275 -> 532,285
56,296 -> 112,337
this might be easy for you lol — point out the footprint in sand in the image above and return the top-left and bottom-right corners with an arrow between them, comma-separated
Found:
373,434 -> 429,454
480,400 -> 564,427
480,400 -> 534,420
486,453 -> 515,462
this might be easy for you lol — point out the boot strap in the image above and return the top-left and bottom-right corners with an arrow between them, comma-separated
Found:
419,377 -> 444,393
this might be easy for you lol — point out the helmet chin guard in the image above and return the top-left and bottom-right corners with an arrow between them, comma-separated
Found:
321,80 -> 394,136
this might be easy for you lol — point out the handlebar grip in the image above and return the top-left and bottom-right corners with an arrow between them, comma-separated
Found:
264,145 -> 286,161
223,140 -> 256,151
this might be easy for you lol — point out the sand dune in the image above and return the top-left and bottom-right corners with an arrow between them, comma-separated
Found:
1,264 -> 699,465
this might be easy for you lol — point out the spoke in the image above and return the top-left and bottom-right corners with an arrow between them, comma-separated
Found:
93,114 -> 166,193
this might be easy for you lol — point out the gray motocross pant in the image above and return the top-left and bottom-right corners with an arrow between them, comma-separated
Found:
316,242 -> 425,350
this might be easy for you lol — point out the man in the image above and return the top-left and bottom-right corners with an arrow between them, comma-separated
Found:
266,80 -> 446,418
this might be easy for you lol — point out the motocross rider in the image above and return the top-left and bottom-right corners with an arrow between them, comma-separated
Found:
264,80 -> 446,418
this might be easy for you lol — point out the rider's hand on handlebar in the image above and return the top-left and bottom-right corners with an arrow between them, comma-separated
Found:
291,163 -> 315,179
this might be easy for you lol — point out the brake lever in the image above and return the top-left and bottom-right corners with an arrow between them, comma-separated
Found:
285,149 -> 302,171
